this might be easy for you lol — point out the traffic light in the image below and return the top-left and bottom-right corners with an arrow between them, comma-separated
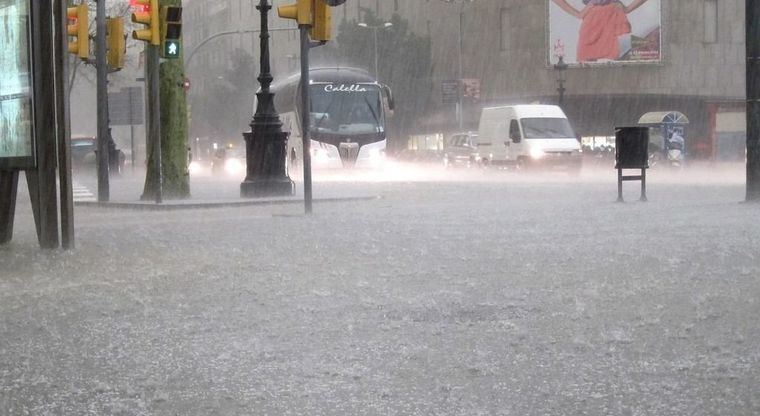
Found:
67,4 -> 89,59
161,6 -> 182,59
107,17 -> 126,70
131,0 -> 159,45
278,0 -> 345,41
277,0 -> 312,25
310,0 -> 332,41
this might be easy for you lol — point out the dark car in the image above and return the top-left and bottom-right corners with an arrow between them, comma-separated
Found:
443,132 -> 478,168
71,136 -> 97,167
70,136 -> 126,174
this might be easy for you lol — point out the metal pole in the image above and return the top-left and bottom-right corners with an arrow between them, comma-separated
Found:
149,45 -> 162,203
640,168 -> 648,202
96,0 -> 110,202
129,89 -> 136,172
617,168 -> 624,202
55,0 -> 74,249
373,27 -> 379,80
747,0 -> 760,201
300,26 -> 313,215
458,6 -> 464,131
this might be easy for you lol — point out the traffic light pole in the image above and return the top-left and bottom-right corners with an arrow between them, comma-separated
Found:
148,45 -> 162,204
300,26 -> 313,215
747,0 -> 760,201
96,0 -> 110,202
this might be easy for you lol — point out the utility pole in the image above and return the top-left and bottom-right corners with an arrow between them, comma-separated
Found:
96,0 -> 111,201
747,0 -> 760,201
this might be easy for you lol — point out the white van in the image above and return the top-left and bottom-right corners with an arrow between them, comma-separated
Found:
476,105 -> 582,171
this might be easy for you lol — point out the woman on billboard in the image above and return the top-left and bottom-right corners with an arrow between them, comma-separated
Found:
552,0 -> 650,62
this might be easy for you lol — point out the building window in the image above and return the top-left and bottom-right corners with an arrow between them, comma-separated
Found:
704,0 -> 718,43
500,8 -> 510,51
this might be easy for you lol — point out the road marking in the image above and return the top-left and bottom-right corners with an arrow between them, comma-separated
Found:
72,181 -> 96,202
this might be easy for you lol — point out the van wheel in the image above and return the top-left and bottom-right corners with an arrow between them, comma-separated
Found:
479,159 -> 489,169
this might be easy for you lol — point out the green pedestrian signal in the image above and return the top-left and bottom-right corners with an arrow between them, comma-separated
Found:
160,6 -> 182,58
163,40 -> 181,59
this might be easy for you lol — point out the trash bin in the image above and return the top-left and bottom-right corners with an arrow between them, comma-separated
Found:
615,127 -> 649,169
614,127 -> 650,202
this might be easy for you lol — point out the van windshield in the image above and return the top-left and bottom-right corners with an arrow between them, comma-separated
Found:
520,118 -> 575,139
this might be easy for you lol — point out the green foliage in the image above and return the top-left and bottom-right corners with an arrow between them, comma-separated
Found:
315,10 -> 434,151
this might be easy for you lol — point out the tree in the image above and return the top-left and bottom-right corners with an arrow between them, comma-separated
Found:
142,0 -> 190,199
315,10 -> 434,152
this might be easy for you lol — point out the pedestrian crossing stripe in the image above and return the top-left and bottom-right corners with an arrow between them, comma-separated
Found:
72,182 -> 96,202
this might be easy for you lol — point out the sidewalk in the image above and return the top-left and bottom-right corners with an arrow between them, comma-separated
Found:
72,169 -> 380,210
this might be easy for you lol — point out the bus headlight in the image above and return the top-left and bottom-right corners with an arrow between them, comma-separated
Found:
530,147 -> 545,160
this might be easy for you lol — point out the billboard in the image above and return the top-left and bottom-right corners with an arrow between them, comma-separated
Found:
548,0 -> 661,66
0,0 -> 34,162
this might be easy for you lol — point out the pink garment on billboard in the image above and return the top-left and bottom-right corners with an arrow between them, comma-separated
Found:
577,3 -> 631,62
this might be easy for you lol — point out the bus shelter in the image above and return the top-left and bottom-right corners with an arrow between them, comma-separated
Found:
638,111 -> 690,160
0,0 -> 74,249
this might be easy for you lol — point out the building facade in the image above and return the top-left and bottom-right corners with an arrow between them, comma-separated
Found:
396,0 -> 746,160
184,0 -> 746,160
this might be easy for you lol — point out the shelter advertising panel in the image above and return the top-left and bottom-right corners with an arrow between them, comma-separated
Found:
0,0 -> 35,167
548,0 -> 661,66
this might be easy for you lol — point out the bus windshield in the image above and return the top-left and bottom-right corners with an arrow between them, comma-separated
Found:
310,83 -> 384,136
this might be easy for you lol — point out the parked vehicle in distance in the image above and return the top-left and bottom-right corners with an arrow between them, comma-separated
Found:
70,135 -> 126,174
443,132 -> 478,168
70,136 -> 97,167
476,104 -> 582,172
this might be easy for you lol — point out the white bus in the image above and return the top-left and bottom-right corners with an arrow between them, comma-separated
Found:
271,67 -> 394,169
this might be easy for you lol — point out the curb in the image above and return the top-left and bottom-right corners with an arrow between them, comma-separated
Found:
74,195 -> 381,211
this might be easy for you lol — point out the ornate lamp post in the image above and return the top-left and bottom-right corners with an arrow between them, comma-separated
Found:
357,22 -> 393,80
554,55 -> 568,108
241,0 -> 293,198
